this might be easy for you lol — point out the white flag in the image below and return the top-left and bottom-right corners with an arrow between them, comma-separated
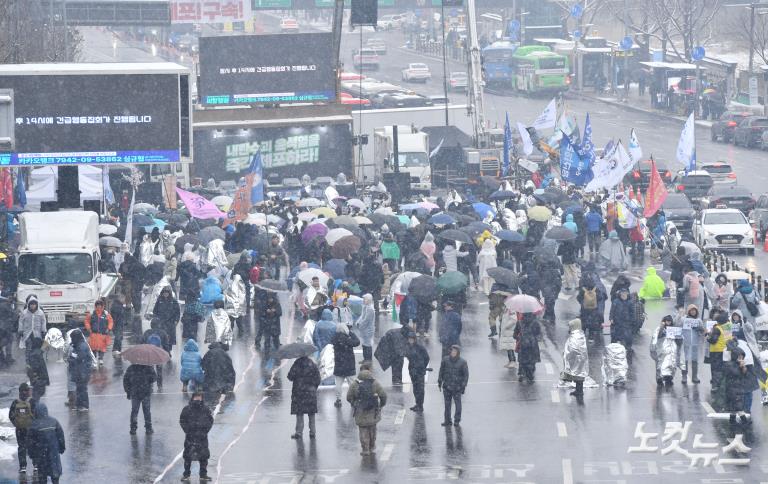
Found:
517,122 -> 534,156
532,98 -> 557,130
124,190 -> 136,250
584,141 -> 634,192
429,138 -> 445,159
628,128 -> 643,165
675,113 -> 696,172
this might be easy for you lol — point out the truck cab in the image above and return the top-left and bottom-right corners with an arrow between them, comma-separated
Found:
16,211 -> 118,327
374,125 -> 431,194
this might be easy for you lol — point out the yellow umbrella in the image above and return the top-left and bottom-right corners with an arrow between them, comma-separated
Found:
312,207 -> 337,218
527,205 -> 552,222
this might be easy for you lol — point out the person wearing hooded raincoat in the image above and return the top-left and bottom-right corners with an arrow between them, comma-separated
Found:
676,304 -> 704,384
200,275 -> 224,305
179,391 -> 214,480
731,280 -> 762,324
332,323 -> 360,407
312,308 -> 337,351
177,252 -> 204,303
514,313 -> 541,383
682,268 -> 704,314
538,257 -> 563,323
201,341 -> 235,397
346,360 -> 388,456
139,235 -> 156,267
84,299 -> 113,365
598,231 -> 629,271
651,315 -> 681,386
355,294 -> 376,361
712,274 -> 733,311
258,292 -> 283,353
288,355 -> 321,439
420,232 -> 437,275
18,296 -> 46,351
204,300 -> 233,348
638,267 -> 665,300
180,339 -> 204,392
609,289 -> 636,351
28,403 -> 65,483
476,239 -> 498,296
224,274 -> 247,336
561,319 -> 588,397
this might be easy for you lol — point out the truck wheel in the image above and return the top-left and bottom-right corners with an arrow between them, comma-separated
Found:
748,248 -> 755,255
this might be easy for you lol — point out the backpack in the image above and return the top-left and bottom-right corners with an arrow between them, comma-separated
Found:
11,399 -> 33,429
147,333 -> 162,348
355,379 -> 378,411
249,266 -> 261,284
686,274 -> 700,299
582,287 -> 598,310
743,294 -> 761,317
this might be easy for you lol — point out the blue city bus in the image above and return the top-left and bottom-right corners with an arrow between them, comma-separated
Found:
481,41 -> 518,86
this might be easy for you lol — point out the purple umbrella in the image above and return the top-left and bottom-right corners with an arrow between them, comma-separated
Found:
301,223 -> 328,245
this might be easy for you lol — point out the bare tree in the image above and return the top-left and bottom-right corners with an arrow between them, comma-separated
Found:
0,0 -> 82,64
728,9 -> 768,66
646,0 -> 721,61
550,0 -> 608,40
605,0 -> 665,61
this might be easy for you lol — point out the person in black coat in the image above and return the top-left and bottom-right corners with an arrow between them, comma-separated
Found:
438,301 -> 462,357
120,253 -> 146,317
28,403 -> 65,484
374,325 -> 411,385
109,293 -> 130,354
514,313 -> 541,383
26,337 -> 49,401
177,258 -> 203,303
438,345 -> 469,426
180,391 -> 214,481
258,293 -> 282,353
358,251 -> 384,314
332,324 -> 360,407
519,260 -> 541,298
287,355 -> 321,439
609,275 -> 632,302
232,253 -> 252,311
68,330 -> 92,411
406,332 -> 430,412
123,364 -> 157,434
538,258 -> 563,323
152,286 -> 180,349
609,288 -> 636,351
201,342 -> 235,399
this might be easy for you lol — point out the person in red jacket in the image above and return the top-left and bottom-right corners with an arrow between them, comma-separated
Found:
84,300 -> 113,367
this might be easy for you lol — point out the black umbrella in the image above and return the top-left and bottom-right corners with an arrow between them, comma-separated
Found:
335,224 -> 368,241
368,213 -> 403,232
438,229 -> 474,244
174,233 -> 200,252
466,221 -> 493,233
408,275 -> 438,303
445,211 -> 479,224
496,230 -> 525,242
558,200 -> 583,211
489,190 -> 517,201
324,258 -> 347,280
479,176 -> 501,190
545,226 -> 577,241
274,343 -> 317,360
133,214 -> 154,226
255,279 -> 288,292
533,192 -> 561,205
169,213 -> 190,225
487,267 -> 519,288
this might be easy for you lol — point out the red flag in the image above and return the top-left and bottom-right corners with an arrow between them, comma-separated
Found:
644,159 -> 667,217
225,174 -> 254,226
0,169 -> 13,209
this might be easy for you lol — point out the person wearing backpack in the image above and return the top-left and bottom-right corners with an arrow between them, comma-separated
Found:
346,360 -> 387,456
682,267 -> 704,316
731,280 -> 762,324
577,280 -> 605,343
9,383 -> 34,473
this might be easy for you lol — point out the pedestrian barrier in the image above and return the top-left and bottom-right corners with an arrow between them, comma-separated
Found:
703,250 -> 767,302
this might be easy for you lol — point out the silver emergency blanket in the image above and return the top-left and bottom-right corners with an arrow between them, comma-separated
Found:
206,239 -> 228,276
44,328 -> 65,350
562,330 -> 588,381
318,344 -> 335,380
139,235 -> 156,267
602,343 -> 629,385
141,276 -> 175,332
225,274 -> 246,318
650,329 -> 680,378
303,319 -> 316,345
206,308 -> 233,347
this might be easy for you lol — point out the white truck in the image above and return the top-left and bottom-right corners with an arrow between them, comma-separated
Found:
16,211 -> 119,327
373,126 -> 431,194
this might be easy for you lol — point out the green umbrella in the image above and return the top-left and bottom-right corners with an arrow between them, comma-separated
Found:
437,271 -> 469,295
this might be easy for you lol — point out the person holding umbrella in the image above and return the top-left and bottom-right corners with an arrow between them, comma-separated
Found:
514,312 -> 541,383
374,324 -> 411,385
287,353 -> 321,439
123,362 -> 157,435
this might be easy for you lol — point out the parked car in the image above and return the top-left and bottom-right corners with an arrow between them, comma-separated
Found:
365,38 -> 387,55
402,63 -> 431,82
661,193 -> 696,234
672,170 -> 713,205
624,158 -> 673,191
377,13 -> 405,30
448,71 -> 468,90
372,92 -> 433,109
701,184 -> 754,213
762,129 -> 768,150
733,116 -> 768,148
428,94 -> 449,105
749,193 -> 768,240
280,17 -> 299,33
340,92 -> 372,109
353,48 -> 380,70
699,162 -> 737,185
710,111 -> 751,143
693,208 -> 754,254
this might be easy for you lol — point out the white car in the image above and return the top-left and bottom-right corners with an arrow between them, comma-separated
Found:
365,38 -> 387,55
693,208 -> 755,254
377,14 -> 405,30
402,63 -> 431,82
448,71 -> 468,90
280,18 -> 299,32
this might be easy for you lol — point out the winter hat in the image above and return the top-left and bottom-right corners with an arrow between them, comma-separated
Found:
568,318 -> 582,332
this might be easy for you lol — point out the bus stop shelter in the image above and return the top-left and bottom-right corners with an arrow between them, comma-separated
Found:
640,61 -> 705,114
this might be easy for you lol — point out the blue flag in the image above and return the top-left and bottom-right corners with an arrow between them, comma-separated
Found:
560,133 -> 593,186
502,112 -> 512,177
577,113 -> 596,167
249,151 -> 264,204
15,169 -> 26,208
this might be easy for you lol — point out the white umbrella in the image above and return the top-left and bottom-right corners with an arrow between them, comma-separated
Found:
298,212 -> 317,222
99,224 -> 118,235
374,207 -> 394,215
134,203 -> 158,214
297,268 -> 330,287
390,271 -> 422,299
724,270 -> 751,281
211,195 -> 233,210
296,198 -> 323,208
354,216 -> 373,225
267,214 -> 285,226
325,228 -> 353,246
99,236 -> 122,248
346,198 -> 367,210
244,213 -> 267,226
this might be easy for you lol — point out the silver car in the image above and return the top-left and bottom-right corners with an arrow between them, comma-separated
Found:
700,162 -> 737,185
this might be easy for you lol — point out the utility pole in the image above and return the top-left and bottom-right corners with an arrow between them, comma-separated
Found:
466,0 -> 487,147
749,2 -> 757,75
440,0 -> 449,126
623,0 -> 629,98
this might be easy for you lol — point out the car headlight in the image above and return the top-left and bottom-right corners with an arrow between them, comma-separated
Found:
72,303 -> 87,313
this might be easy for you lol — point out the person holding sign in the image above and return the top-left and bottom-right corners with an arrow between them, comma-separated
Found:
650,315 -> 681,387
676,305 -> 704,384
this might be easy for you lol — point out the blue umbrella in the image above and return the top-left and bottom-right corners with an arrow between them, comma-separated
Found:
496,230 -> 524,242
143,218 -> 167,233
324,258 -> 348,280
472,202 -> 496,218
428,213 -> 456,225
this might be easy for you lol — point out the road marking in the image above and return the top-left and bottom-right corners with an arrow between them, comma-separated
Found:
557,422 -> 568,438
544,363 -> 554,375
562,458 -> 574,484
394,409 -> 406,425
701,401 -> 716,415
380,443 -> 395,462
551,390 -> 561,403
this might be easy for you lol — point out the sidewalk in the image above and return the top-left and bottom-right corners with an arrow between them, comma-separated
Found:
568,87 -> 714,129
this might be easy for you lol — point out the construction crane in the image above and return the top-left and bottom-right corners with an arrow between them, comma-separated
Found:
465,0 -> 488,148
